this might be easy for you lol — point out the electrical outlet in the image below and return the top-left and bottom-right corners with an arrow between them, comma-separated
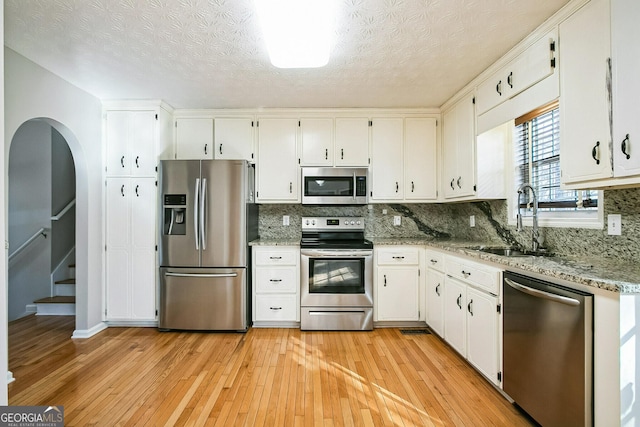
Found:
393,216 -> 401,226
608,214 -> 621,235
382,209 -> 388,215
470,215 -> 476,227
282,215 -> 290,226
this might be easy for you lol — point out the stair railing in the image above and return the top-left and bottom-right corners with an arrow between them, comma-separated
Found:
8,227 -> 49,261
51,198 -> 75,221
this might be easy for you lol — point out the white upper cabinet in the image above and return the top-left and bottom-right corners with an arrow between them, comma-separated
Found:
214,117 -> 255,161
559,0 -> 613,185
476,29 -> 557,116
256,118 -> 300,203
175,118 -> 214,160
299,118 -> 334,166
443,93 -> 476,199
334,118 -> 370,167
370,118 -> 404,201
405,117 -> 438,201
612,0 -> 640,177
105,110 -> 157,177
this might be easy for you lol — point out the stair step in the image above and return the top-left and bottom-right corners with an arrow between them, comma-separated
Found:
34,296 -> 75,304
55,278 -> 76,285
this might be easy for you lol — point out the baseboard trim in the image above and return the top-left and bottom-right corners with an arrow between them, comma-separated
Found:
105,320 -> 158,328
72,322 -> 108,339
7,371 -> 15,384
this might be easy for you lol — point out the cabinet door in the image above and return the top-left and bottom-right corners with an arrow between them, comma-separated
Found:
444,277 -> 466,356
426,269 -> 445,336
130,111 -> 157,177
256,118 -> 299,202
300,118 -> 333,166
466,287 -> 499,386
476,73 -> 507,115
214,117 -> 255,161
370,118 -> 404,200
559,0 -> 612,184
176,118 -> 214,160
106,178 -> 131,320
443,94 -> 476,199
612,0 -> 640,177
106,111 -> 131,176
510,29 -> 557,96
335,118 -> 370,166
377,267 -> 419,321
405,118 -> 438,200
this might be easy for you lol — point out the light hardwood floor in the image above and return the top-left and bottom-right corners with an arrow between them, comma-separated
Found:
8,315 -> 534,426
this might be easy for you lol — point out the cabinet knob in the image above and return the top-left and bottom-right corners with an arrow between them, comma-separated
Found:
621,134 -> 631,160
592,141 -> 600,165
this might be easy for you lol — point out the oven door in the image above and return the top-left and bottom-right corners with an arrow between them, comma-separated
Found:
300,249 -> 373,307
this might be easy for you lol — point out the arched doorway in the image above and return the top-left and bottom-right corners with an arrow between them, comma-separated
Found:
8,119 -> 77,322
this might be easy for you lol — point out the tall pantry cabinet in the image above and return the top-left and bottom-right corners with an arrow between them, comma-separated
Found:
103,102 -> 173,324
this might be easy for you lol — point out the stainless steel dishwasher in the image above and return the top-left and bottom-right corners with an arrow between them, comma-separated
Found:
503,271 -> 593,427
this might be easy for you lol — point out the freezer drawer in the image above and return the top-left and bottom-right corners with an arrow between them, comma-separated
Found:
159,267 -> 247,331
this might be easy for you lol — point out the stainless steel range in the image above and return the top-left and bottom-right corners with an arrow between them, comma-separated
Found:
300,217 -> 373,331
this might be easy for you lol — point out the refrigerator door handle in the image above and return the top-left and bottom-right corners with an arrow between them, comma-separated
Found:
165,272 -> 238,279
201,178 -> 207,250
194,177 -> 200,250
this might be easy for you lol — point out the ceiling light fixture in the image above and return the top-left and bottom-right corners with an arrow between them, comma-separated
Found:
255,0 -> 336,69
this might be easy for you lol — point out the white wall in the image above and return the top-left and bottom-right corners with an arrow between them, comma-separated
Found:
1,0 -> 8,406
4,48 -> 104,336
8,121 -> 52,320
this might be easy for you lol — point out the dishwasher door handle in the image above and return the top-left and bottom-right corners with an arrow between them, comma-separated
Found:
504,278 -> 580,306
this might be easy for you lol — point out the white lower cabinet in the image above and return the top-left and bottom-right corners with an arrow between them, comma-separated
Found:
252,246 -> 300,326
375,246 -> 424,322
435,252 -> 502,387
425,250 -> 445,336
105,177 -> 157,322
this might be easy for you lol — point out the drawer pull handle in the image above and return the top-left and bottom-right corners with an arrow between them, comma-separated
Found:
270,307 -> 282,311
622,134 -> 631,160
461,270 -> 471,277
456,294 -> 462,309
121,155 -> 125,168
435,283 -> 440,296
467,299 -> 473,316
269,256 -> 282,260
384,274 -> 387,287
392,256 -> 405,259
430,259 -> 438,264
592,141 -> 600,165
270,279 -> 282,283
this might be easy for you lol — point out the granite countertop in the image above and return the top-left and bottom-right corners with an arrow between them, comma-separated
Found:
372,237 -> 640,294
249,238 -> 301,246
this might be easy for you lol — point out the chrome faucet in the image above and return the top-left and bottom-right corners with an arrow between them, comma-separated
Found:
516,183 -> 541,252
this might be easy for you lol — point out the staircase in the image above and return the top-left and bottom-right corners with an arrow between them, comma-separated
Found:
34,263 -> 75,315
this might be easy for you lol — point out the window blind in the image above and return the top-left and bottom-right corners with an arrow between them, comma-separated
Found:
515,102 -> 598,212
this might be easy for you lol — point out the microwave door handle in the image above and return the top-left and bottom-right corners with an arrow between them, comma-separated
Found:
353,172 -> 357,201
194,177 -> 200,250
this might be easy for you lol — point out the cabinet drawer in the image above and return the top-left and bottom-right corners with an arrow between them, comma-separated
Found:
377,249 -> 420,265
254,248 -> 298,266
255,267 -> 297,293
255,295 -> 298,321
425,250 -> 445,272
445,256 -> 501,295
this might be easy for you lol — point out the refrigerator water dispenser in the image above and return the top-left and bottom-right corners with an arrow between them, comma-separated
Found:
163,194 -> 186,235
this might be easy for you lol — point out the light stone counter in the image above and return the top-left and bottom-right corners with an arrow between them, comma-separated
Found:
371,237 -> 640,294
249,239 -> 301,246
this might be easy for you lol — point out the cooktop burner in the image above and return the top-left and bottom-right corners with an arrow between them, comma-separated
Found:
300,217 -> 371,249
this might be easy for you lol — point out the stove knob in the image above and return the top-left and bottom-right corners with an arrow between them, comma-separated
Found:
305,219 -> 309,225
312,220 -> 316,225
350,220 -> 355,225
356,220 -> 361,225
344,220 -> 348,225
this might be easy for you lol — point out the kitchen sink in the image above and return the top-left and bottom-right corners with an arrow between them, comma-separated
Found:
468,246 -> 555,258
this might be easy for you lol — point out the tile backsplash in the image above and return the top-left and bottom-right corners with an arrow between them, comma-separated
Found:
258,187 -> 640,261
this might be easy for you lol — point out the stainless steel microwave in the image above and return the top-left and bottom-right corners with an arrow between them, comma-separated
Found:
301,168 -> 368,205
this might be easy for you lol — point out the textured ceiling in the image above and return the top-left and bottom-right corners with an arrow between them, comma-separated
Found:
5,0 -> 571,109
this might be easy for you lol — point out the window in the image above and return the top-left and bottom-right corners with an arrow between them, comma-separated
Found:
512,101 -> 601,227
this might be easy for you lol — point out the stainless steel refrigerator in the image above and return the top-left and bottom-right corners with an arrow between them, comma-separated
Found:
158,159 -> 258,331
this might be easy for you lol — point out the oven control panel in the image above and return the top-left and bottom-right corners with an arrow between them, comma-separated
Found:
301,216 -> 365,231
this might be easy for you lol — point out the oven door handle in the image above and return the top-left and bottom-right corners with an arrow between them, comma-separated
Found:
301,249 -> 373,257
